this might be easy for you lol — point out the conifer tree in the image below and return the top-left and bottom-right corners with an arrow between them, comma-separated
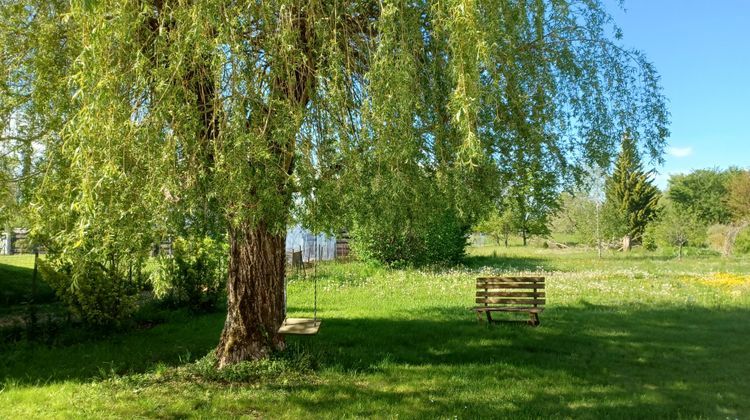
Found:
603,135 -> 661,249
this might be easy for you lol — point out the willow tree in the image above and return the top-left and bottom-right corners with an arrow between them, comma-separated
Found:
3,0 -> 667,365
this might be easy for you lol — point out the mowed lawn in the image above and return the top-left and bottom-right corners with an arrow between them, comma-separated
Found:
1,246 -> 749,418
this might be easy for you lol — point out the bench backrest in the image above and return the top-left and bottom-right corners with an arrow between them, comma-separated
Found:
476,277 -> 545,308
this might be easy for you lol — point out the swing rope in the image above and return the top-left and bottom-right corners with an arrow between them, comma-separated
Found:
314,244 -> 318,322
279,242 -> 321,335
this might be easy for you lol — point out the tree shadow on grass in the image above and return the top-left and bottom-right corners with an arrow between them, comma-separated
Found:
0,262 -> 55,307
2,303 -> 749,417
282,304 -> 750,418
0,311 -> 226,385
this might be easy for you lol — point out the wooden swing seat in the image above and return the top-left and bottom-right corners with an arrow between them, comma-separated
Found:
278,318 -> 321,335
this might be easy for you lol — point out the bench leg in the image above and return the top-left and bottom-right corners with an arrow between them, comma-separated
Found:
486,311 -> 493,323
528,313 -> 540,327
475,311 -> 483,323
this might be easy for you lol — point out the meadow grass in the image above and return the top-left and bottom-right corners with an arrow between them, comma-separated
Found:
1,246 -> 749,418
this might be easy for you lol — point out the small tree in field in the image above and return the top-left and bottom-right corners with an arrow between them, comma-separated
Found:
476,208 -> 514,247
650,202 -> 705,259
509,191 -> 555,247
550,192 -> 598,245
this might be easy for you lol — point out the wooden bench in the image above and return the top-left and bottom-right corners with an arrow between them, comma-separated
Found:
473,276 -> 545,326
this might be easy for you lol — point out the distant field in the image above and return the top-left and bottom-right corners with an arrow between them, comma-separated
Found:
1,246 -> 749,418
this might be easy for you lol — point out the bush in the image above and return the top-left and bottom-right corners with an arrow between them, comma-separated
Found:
645,204 -> 706,257
151,236 -> 227,312
735,227 -> 750,255
39,258 -> 139,325
707,224 -> 730,254
351,208 -> 469,267
641,228 -> 658,251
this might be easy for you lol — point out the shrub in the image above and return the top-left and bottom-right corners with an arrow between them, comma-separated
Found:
646,204 -> 706,257
351,208 -> 469,267
151,236 -> 227,311
39,258 -> 139,325
735,227 -> 750,255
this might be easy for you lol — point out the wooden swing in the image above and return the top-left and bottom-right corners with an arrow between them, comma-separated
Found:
278,246 -> 321,335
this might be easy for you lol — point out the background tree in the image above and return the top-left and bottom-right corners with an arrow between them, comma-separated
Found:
720,170 -> 750,256
494,159 -> 561,247
508,186 -> 556,247
4,0 -> 668,366
602,135 -> 661,250
726,170 -> 750,222
549,166 -> 607,248
550,192 -> 598,245
475,207 -> 515,247
667,168 -> 738,225
648,200 -> 705,259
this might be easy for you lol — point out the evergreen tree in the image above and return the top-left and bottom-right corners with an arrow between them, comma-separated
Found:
603,135 -> 661,248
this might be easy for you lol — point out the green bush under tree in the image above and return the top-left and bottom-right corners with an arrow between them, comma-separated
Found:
351,207 -> 470,267
38,254 -> 143,326
151,236 -> 227,312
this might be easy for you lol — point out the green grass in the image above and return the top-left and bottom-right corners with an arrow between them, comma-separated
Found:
1,246 -> 749,418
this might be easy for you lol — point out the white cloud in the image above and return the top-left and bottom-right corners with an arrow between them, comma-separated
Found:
667,146 -> 693,158
653,170 -> 687,190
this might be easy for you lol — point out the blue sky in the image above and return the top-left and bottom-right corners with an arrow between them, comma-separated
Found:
605,0 -> 750,189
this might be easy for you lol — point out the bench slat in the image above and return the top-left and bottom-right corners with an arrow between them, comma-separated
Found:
476,283 -> 544,289
476,291 -> 545,298
476,298 -> 545,305
477,276 -> 544,282
473,306 -> 544,313
477,280 -> 544,286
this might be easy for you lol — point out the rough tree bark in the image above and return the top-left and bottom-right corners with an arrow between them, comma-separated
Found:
215,222 -> 287,367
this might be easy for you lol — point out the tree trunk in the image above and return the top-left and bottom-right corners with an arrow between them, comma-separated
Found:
522,230 -> 527,246
504,234 -> 509,247
622,235 -> 631,252
215,222 -> 287,367
678,243 -> 683,259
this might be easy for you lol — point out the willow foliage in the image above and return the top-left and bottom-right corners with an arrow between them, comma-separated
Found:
2,0 -> 667,338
